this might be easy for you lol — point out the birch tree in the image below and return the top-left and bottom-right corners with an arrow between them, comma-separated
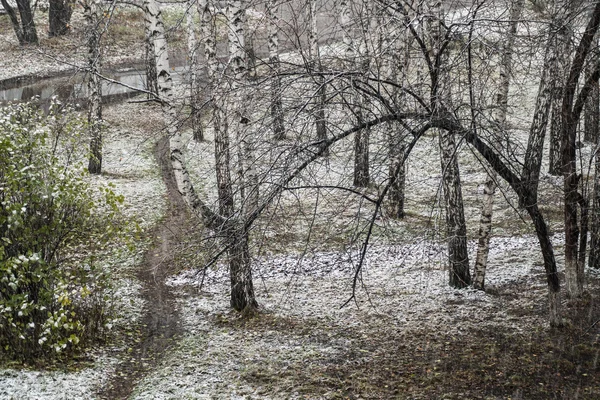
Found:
145,0 -> 258,312
473,0 -> 524,289
352,0 -> 372,188
384,6 -> 407,218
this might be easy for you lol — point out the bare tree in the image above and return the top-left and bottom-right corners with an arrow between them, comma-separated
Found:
561,1 -> 600,298
428,0 -> 470,288
474,0 -> 524,290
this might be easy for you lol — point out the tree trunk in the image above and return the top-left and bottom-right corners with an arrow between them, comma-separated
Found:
1,0 -> 38,44
228,222 -> 258,312
584,44 -> 600,144
48,0 -> 72,37
429,0 -> 470,288
227,0 -> 258,310
548,19 -> 572,176
590,139 -> 600,269
308,0 -> 328,155
143,7 -> 159,100
85,0 -> 102,175
353,1 -> 371,188
520,34 -> 556,208
388,129 -> 405,218
561,1 -> 600,298
145,0 -> 256,311
1,0 -> 25,44
199,0 -> 234,217
474,0 -> 524,290
384,6 -> 407,218
267,0 -> 285,140
186,1 -> 203,141
228,0 -> 258,212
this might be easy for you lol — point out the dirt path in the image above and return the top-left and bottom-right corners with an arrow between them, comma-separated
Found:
97,136 -> 188,400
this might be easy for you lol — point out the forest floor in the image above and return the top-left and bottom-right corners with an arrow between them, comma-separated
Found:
1,2 -> 600,400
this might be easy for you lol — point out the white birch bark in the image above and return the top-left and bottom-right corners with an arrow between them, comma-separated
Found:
85,0 -> 102,175
227,0 -> 258,311
473,0 -> 524,290
146,0 -> 257,312
227,0 -> 258,212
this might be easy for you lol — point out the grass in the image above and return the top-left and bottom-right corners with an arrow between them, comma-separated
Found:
229,299 -> 600,400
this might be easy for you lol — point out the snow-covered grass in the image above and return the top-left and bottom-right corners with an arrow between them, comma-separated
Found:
2,1 -> 600,398
127,233 -> 565,399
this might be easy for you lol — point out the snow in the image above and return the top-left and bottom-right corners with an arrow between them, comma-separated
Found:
0,358 -> 113,400
1,1 -> 597,399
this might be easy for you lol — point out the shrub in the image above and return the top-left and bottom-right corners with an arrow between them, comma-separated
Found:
0,100 -> 122,362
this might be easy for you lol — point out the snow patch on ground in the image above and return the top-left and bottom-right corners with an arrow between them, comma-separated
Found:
128,233 -> 563,399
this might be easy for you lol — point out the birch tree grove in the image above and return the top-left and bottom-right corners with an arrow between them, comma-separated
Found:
119,0 -> 600,325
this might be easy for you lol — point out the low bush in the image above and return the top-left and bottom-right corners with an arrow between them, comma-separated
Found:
0,100 -> 122,363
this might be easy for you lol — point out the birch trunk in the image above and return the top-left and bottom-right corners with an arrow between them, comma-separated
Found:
228,0 -> 258,212
267,0 -> 285,140
473,0 -> 523,289
385,8 -> 407,218
308,0 -> 328,155
429,0 -> 470,288
186,1 -> 203,141
199,0 -> 234,217
146,0 -> 257,312
226,0 -> 258,311
85,0 -> 102,175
